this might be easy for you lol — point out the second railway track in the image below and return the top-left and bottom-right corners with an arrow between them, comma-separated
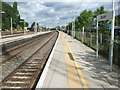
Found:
1,31 -> 58,89
1,31 -> 55,80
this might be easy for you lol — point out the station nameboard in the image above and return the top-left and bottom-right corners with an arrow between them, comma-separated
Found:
97,11 -> 113,21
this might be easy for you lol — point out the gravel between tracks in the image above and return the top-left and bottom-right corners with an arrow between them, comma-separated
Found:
1,31 -> 56,82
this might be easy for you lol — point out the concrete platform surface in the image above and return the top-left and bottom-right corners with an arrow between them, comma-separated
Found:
0,31 -> 51,44
36,31 -> 119,89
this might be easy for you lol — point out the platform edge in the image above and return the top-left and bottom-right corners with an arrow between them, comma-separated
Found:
35,31 -> 60,89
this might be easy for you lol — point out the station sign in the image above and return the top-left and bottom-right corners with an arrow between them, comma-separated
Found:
97,11 -> 113,21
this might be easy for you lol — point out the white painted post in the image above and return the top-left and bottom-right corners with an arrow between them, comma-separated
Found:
0,29 -> 1,39
109,0 -> 115,71
11,18 -> 13,34
82,27 -> 84,43
68,24 -> 69,34
34,22 -> 37,33
72,21 -> 73,37
90,32 -> 92,46
74,8 -> 75,37
24,21 -> 25,34
100,34 -> 102,44
36,23 -> 37,33
0,18 -> 1,39
74,20 -> 75,37
65,26 -> 66,33
0,11 -> 5,38
96,20 -> 99,59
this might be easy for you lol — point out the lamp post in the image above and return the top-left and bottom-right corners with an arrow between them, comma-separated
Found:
66,10 -> 75,37
96,19 -> 99,59
109,0 -> 115,71
20,20 -> 25,34
82,26 -> 85,43
74,9 -> 75,37
10,18 -> 13,34
35,22 -> 37,33
96,0 -> 115,71
72,21 -> 74,36
0,11 -> 5,39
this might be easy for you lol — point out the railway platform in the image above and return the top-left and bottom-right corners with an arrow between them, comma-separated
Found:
0,31 -> 51,44
36,31 -> 119,89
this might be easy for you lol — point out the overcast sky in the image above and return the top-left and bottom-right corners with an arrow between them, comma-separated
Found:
5,0 -> 120,28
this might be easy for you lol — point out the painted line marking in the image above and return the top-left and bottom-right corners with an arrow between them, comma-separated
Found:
63,32 -> 89,89
62,32 -> 82,88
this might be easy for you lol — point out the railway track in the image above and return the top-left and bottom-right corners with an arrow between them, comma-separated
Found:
1,32 -> 54,80
1,31 -> 58,89
1,32 -> 53,63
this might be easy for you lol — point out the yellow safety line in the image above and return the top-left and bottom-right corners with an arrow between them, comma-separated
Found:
63,32 -> 89,89
61,32 -> 82,88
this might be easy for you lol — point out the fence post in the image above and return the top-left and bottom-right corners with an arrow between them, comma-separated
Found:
84,32 -> 86,43
100,34 -> 102,44
11,18 -> 13,34
79,31 -> 80,40
96,21 -> 99,59
82,27 -> 84,43
90,32 -> 92,46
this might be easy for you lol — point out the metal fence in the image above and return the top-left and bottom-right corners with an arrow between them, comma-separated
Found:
68,30 -> 120,65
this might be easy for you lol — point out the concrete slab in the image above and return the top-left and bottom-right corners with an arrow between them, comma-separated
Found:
42,42 -> 68,88
36,31 -> 119,89
38,32 -> 68,88
64,33 -> 119,88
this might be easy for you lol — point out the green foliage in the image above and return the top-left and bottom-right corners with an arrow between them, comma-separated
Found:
2,2 -> 15,30
13,2 -> 19,15
115,15 -> 120,26
93,6 -> 109,33
67,22 -> 72,30
37,23 -> 39,27
2,1 -> 28,30
25,22 -> 29,27
67,10 -> 93,31
31,22 -> 35,28
93,6 -> 107,17
66,6 -> 112,32
78,10 -> 93,27
12,2 -> 20,28
67,5 -> 120,66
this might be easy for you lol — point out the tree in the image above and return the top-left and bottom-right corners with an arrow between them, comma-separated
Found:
2,1 -> 29,31
13,2 -> 19,15
93,6 -> 109,33
13,2 -> 20,28
2,2 -> 15,30
93,6 -> 107,17
31,22 -> 36,28
115,15 -> 120,26
75,10 -> 93,31
25,22 -> 29,27
36,23 -> 38,26
66,22 -> 72,30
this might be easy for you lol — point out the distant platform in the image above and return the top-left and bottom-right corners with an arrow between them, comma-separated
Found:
0,31 -> 51,44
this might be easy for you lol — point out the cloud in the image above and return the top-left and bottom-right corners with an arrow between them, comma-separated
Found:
4,0 -> 119,2
17,2 -> 80,27
9,0 -> 119,28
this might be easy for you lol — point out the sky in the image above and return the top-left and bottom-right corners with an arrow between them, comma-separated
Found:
4,0 -> 120,28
